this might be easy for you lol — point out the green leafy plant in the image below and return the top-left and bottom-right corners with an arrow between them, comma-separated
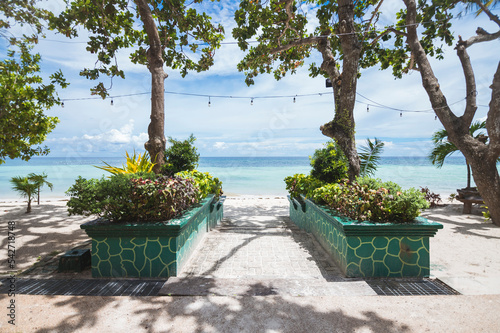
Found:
162,134 -> 200,175
284,174 -> 325,199
10,173 -> 53,213
176,170 -> 223,201
27,172 -> 53,205
66,173 -> 199,223
420,187 -> 442,208
313,180 -> 429,223
482,206 -> 491,221
359,138 -> 385,177
95,151 -> 155,175
309,140 -> 349,184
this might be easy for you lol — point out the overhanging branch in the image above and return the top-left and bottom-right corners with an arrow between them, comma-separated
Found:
269,36 -> 325,54
473,0 -> 500,27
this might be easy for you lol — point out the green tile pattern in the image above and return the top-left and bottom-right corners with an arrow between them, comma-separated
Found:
83,196 -> 220,278
288,197 -> 441,278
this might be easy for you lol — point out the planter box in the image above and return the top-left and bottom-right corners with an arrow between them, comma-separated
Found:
288,196 -> 443,278
81,195 -> 219,278
209,196 -> 226,230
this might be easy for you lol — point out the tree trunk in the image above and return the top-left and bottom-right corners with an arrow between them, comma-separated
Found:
466,163 -> 471,189
135,0 -> 167,174
468,155 -> 500,225
26,199 -> 31,214
37,186 -> 40,205
318,0 -> 361,181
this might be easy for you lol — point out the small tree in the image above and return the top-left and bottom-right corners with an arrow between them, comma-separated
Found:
28,173 -> 53,205
162,134 -> 200,175
10,176 -> 38,213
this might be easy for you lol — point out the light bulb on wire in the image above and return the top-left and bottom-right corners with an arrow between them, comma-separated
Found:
251,98 -> 254,106
208,97 -> 211,107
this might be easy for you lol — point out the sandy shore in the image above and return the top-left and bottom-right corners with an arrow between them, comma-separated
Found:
0,197 -> 499,296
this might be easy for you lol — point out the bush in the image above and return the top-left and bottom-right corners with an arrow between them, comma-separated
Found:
176,169 -> 223,201
420,187 -> 442,208
95,150 -> 155,175
310,140 -> 349,184
162,134 -> 200,175
356,176 -> 402,194
284,174 -> 324,199
66,173 -> 199,223
312,180 -> 429,223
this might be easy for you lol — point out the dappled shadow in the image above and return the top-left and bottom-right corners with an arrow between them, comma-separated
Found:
17,291 -> 411,333
421,204 -> 500,240
0,202 -> 93,273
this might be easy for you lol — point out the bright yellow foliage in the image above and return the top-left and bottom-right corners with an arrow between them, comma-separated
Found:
95,151 -> 155,175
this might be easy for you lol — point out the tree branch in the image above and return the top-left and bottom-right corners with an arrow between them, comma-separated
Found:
402,0 -> 459,131
455,40 -> 477,127
276,0 -> 299,45
269,36 -> 325,54
361,0 -> 385,46
458,28 -> 500,49
134,0 -> 164,70
473,0 -> 500,27
370,27 -> 407,46
486,62 -> 500,156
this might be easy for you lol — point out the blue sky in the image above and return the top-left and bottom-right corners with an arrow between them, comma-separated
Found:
2,0 -> 499,159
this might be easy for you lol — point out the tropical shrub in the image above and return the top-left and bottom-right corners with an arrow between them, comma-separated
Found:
420,187 -> 442,208
356,176 -> 402,194
359,138 -> 385,177
176,169 -> 223,201
309,140 -> 349,183
162,134 -> 200,175
284,174 -> 324,199
313,180 -> 429,223
66,173 -> 199,223
96,151 -> 155,175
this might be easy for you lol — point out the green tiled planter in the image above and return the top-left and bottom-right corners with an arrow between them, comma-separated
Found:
290,196 -> 443,278
209,196 -> 226,230
287,196 -> 307,231
81,195 -> 217,278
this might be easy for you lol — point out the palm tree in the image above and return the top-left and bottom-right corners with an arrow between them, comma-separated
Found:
28,173 -> 53,205
359,138 -> 385,177
429,120 -> 487,189
10,176 -> 39,213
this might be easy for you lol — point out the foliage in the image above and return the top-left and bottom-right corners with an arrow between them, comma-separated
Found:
66,173 -> 200,223
284,174 -> 324,199
0,41 -> 68,164
27,172 -> 53,205
429,121 -> 488,167
176,169 -> 223,201
420,187 -> 442,208
482,206 -> 491,220
313,180 -> 429,223
310,141 -> 349,184
10,175 -> 39,213
50,0 -> 224,98
359,138 -> 385,177
355,176 -> 402,194
162,134 -> 200,175
96,151 -> 155,175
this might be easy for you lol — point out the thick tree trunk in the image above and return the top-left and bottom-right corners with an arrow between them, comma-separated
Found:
468,154 -> 500,225
135,0 -> 167,174
318,0 -> 361,181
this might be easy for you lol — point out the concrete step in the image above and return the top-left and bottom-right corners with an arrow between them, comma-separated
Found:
159,276 -> 377,297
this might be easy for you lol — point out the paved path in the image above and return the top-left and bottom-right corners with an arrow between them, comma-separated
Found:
161,198 -> 376,296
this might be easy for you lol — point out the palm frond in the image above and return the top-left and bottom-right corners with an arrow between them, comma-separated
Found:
359,138 -> 385,177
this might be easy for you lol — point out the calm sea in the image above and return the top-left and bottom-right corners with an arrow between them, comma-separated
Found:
0,156 -> 489,200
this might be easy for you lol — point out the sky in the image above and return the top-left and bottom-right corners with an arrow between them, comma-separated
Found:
2,0 -> 499,159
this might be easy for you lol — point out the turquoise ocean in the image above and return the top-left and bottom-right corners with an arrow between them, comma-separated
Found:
0,156 -> 491,200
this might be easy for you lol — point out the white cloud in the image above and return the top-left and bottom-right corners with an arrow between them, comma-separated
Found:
214,142 -> 228,150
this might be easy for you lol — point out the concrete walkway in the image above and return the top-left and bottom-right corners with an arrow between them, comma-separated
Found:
160,200 -> 375,296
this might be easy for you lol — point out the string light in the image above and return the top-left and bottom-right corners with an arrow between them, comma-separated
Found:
61,102 -> 64,108
110,99 -> 114,106
251,98 -> 254,106
400,112 -> 403,117
293,96 -> 296,103
367,105 -> 369,112
208,96 -> 211,107
435,115 -> 438,120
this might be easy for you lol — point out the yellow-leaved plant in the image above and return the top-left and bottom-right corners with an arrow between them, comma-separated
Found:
95,151 -> 155,175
